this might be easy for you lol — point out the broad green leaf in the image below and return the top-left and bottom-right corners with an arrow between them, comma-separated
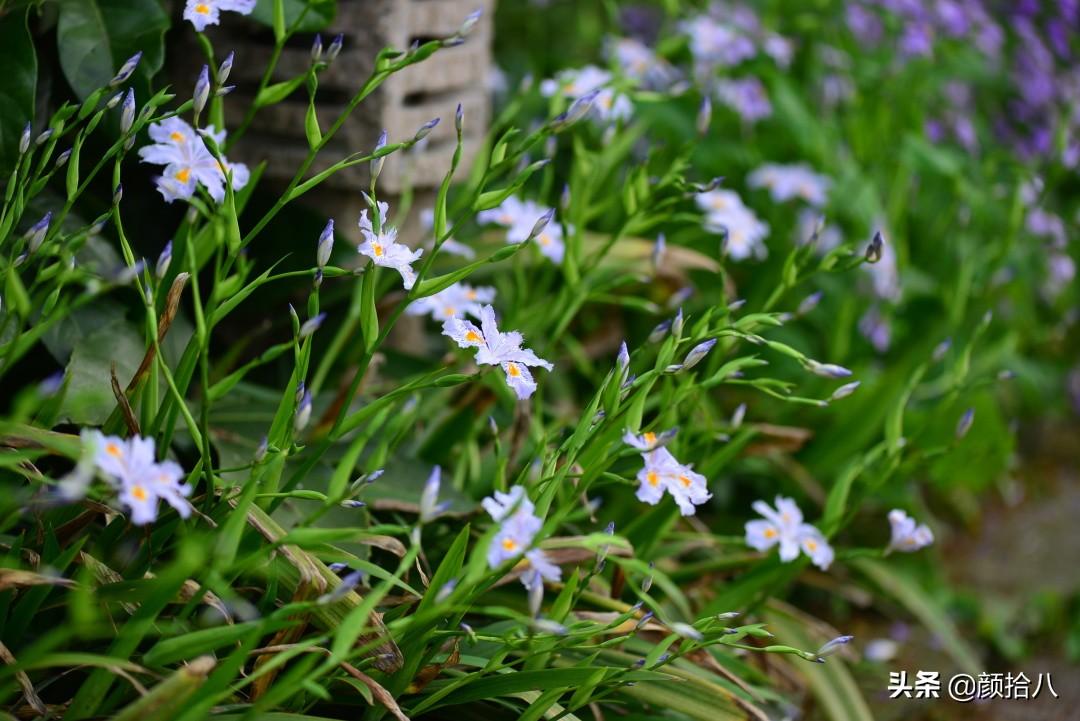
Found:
56,0 -> 168,101
0,8 -> 36,174
251,0 -> 336,32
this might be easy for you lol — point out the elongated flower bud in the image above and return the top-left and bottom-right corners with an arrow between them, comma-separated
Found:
435,579 -> 457,603
254,436 -> 269,462
156,241 -> 173,279
672,308 -> 684,337
317,569 -> 363,604
299,313 -> 326,339
294,391 -> 313,433
681,338 -> 716,370
25,212 -> 52,253
648,320 -> 671,343
696,95 -> 712,136
455,103 -> 464,134
419,466 -> 445,522
218,51 -> 235,84
370,130 -> 388,184
110,51 -> 142,87
652,233 -> 666,274
528,572 -> 544,617
932,338 -> 951,362
550,88 -> 599,130
670,622 -> 703,641
527,209 -> 555,241
35,129 -> 53,146
193,65 -> 210,119
865,231 -> 884,263
317,219 -> 334,268
797,291 -> 823,316
120,89 -> 136,134
458,9 -> 482,37
815,635 -> 854,661
311,34 -> 324,63
806,360 -> 853,378
327,34 -> 344,62
617,341 -> 630,370
413,117 -> 440,142
731,402 -> 746,429
54,148 -> 72,169
830,380 -> 860,400
19,122 -> 31,154
955,408 -> 974,438
113,183 -> 123,205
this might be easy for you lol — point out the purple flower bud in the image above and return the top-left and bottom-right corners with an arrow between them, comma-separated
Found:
815,635 -> 854,660
413,117 -> 440,142
528,571 -> 544,617
551,88 -> 600,130
419,466 -> 443,522
215,85 -> 236,97
317,219 -> 334,268
193,65 -> 210,118
317,569 -> 364,604
155,241 -> 173,279
634,611 -> 654,630
327,34 -> 344,62
371,130 -> 388,183
54,148 -> 72,169
697,95 -> 712,136
110,51 -> 142,87
731,403 -> 746,429
455,103 -> 464,134
830,381 -> 860,401
112,183 -> 123,205
527,209 -> 555,241
25,212 -> 52,253
617,341 -> 630,370
114,259 -> 146,285
672,308 -> 684,337
341,500 -> 367,508
311,33 -> 324,62
648,320 -> 671,343
681,339 -> 716,370
217,51 -> 235,84
670,622 -> 703,641
294,379 -> 306,405
294,391 -> 313,433
299,313 -> 326,338
455,8 -> 482,40
652,233 -> 666,274
955,408 -> 974,439
797,291 -> 823,316
329,562 -> 349,573
120,89 -> 136,134
106,92 -> 123,109
254,435 -> 269,462
18,122 -> 31,154
807,360 -> 853,378
932,338 -> 951,362
435,579 -> 457,603
35,129 -> 53,146
38,371 -> 65,397
865,231 -> 884,263
667,286 -> 693,310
